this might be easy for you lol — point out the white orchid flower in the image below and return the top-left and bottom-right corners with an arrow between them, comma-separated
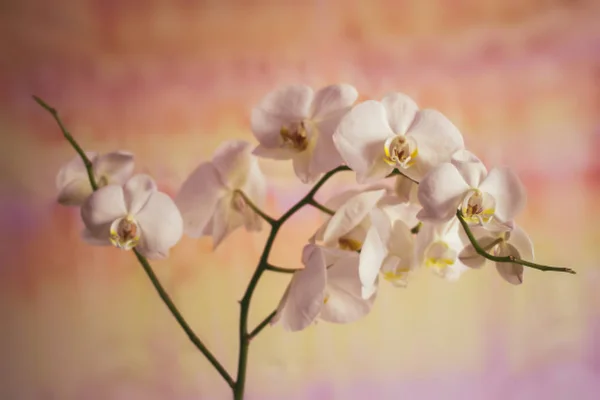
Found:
415,218 -> 471,281
417,150 -> 526,227
56,151 -> 134,206
358,203 -> 420,299
312,188 -> 389,252
271,244 -> 375,332
175,140 -> 266,249
333,92 -> 464,184
80,174 -> 183,259
251,83 -> 358,183
459,224 -> 534,285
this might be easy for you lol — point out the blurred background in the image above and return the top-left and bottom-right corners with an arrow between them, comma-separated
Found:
1,0 -> 599,399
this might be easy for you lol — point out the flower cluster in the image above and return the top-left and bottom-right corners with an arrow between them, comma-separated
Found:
55,84 -> 539,334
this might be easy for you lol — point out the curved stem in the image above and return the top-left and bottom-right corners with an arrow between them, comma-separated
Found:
36,96 -> 235,388
235,189 -> 276,226
134,249 -> 235,387
307,198 -> 334,216
265,263 -> 299,274
33,96 -> 98,190
233,165 -> 350,400
456,211 -> 575,274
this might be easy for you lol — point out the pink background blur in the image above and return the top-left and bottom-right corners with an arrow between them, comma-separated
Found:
1,0 -> 600,399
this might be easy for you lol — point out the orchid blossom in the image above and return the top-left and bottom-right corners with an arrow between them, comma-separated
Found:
175,140 -> 266,249
251,84 -> 358,183
333,92 -> 464,184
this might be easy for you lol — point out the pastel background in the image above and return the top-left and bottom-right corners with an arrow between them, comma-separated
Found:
1,0 -> 599,399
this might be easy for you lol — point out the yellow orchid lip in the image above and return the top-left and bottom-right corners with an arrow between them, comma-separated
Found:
460,189 -> 496,225
383,135 -> 418,168
280,121 -> 309,151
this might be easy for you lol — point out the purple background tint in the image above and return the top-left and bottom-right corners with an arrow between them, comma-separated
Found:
1,0 -> 600,399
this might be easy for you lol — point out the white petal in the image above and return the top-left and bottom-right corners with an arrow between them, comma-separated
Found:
387,219 -> 415,268
271,245 -> 327,332
495,243 -> 524,285
292,148 -> 318,184
134,191 -> 183,259
322,189 -> 387,245
56,152 -> 97,206
311,84 -> 358,120
250,84 -> 313,148
392,174 -> 418,203
379,202 -> 421,230
407,110 -> 465,181
458,238 -> 494,269
332,100 -> 395,184
381,92 -> 419,135
123,174 -> 158,215
211,195 -> 245,249
57,179 -> 94,206
358,210 -> 388,299
212,140 -> 255,189
320,254 -> 375,324
450,149 -> 487,188
508,225 -> 534,261
310,118 -> 346,173
80,184 -> 127,237
417,163 -> 470,222
175,162 -> 225,238
252,145 -> 295,160
478,167 -> 526,223
93,151 -> 135,185
239,158 -> 267,232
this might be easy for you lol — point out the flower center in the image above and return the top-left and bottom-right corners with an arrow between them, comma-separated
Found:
460,189 -> 495,224
280,121 -> 309,151
338,237 -> 362,252
109,215 -> 140,250
383,135 -> 418,168
425,241 -> 456,270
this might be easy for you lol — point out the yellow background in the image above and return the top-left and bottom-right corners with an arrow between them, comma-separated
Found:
1,0 -> 599,399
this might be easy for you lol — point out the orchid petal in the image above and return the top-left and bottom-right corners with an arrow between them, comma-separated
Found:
212,140 -> 255,189
56,152 -> 97,206
407,110 -> 465,181
211,195 -> 245,249
322,189 -> 387,245
239,158 -> 267,232
508,225 -> 534,261
175,162 -> 225,238
320,254 -> 375,323
333,101 -> 395,184
358,210 -> 388,299
252,145 -> 295,160
479,167 -> 526,223
271,245 -> 327,332
417,163 -> 470,222
450,150 -> 487,188
251,85 -> 313,148
93,151 -> 135,186
495,243 -> 524,285
135,192 -> 183,259
381,92 -> 419,135
80,185 -> 127,238
123,174 -> 157,215
311,84 -> 358,120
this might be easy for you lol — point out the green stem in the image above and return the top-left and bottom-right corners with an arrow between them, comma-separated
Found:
307,198 -> 335,215
233,165 -> 349,400
134,249 -> 235,387
35,96 -> 235,388
248,310 -> 277,340
265,264 -> 299,274
410,222 -> 422,234
33,96 -> 98,190
234,189 -> 276,226
456,210 -> 575,274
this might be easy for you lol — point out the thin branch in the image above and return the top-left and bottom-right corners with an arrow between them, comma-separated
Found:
248,310 -> 277,340
265,264 -> 299,274
33,96 -> 98,190
307,198 -> 334,216
234,189 -> 276,226
456,211 -> 575,274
